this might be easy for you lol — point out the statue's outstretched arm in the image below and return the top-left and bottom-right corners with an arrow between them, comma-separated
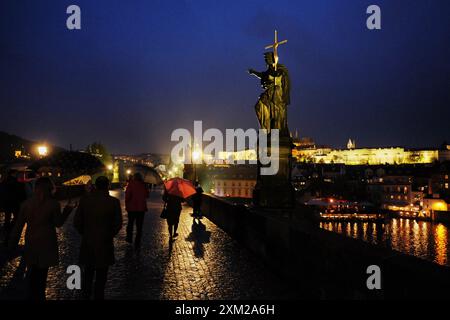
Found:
248,68 -> 263,79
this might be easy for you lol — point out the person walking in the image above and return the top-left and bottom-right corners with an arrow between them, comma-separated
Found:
8,177 -> 74,300
192,181 -> 204,219
73,176 -> 122,300
0,173 -> 6,230
162,190 -> 183,241
24,172 -> 37,199
3,170 -> 27,244
125,172 -> 149,249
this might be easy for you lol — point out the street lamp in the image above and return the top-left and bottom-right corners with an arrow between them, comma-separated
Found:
37,145 -> 48,157
192,149 -> 202,182
192,150 -> 201,162
107,164 -> 113,171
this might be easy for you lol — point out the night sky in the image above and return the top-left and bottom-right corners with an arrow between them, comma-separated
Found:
1,0 -> 449,154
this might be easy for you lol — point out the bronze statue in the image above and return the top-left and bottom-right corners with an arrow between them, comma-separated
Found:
250,31 -> 295,208
248,51 -> 291,136
248,31 -> 290,136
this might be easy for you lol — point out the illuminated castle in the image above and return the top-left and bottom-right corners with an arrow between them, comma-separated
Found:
292,138 -> 450,165
216,133 -> 450,166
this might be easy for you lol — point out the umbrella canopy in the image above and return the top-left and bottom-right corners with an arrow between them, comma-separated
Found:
164,178 -> 196,199
29,151 -> 104,181
143,171 -> 163,185
131,164 -> 163,185
63,175 -> 92,186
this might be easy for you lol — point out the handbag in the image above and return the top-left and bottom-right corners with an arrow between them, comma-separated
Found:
160,202 -> 168,219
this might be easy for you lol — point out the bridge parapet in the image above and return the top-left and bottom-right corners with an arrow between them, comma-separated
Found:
201,194 -> 450,299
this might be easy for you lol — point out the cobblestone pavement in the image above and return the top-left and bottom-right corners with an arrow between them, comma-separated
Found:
0,189 -> 298,300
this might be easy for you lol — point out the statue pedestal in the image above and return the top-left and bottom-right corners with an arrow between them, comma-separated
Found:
253,135 -> 295,208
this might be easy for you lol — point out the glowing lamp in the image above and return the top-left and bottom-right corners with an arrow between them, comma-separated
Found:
37,145 -> 48,157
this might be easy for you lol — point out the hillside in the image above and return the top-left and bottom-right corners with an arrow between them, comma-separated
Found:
0,131 -> 64,163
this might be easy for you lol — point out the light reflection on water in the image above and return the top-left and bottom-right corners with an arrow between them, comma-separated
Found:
319,219 -> 449,267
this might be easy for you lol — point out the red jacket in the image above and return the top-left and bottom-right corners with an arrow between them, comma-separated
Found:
125,180 -> 149,212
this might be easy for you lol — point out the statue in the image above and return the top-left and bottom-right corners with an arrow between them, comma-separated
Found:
248,31 -> 290,136
249,31 -> 295,208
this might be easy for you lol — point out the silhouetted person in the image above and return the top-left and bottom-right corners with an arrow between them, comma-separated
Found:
162,190 -> 183,241
192,181 -> 204,219
0,173 -> 6,225
24,171 -> 37,199
8,177 -> 74,300
3,170 -> 27,244
74,176 -> 122,300
125,172 -> 149,249
84,180 -> 94,194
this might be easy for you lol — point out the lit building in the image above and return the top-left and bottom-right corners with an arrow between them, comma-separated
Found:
293,140 -> 450,165
216,149 -> 257,163
213,178 -> 256,198
422,197 -> 448,213
216,142 -> 450,166
194,164 -> 256,199
367,175 -> 413,209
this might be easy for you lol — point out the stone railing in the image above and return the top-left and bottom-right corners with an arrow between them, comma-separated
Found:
201,193 -> 450,299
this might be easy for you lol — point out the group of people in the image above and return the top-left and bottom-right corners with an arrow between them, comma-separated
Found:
0,170 -> 204,301
2,174 -> 122,300
0,170 -> 27,245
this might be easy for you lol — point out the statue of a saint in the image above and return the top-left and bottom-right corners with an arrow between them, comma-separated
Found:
248,51 -> 291,136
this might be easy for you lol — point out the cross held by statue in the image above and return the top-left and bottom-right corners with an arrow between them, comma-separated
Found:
265,30 -> 287,71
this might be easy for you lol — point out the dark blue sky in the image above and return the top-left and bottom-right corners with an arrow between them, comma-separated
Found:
1,0 -> 449,154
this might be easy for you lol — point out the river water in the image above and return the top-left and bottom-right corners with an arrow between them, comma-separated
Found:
319,219 -> 449,267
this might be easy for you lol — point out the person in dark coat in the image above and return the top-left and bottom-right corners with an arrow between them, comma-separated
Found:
125,172 -> 149,249
8,177 -> 74,300
192,181 -> 204,219
162,190 -> 183,241
74,176 -> 122,300
0,173 -> 6,225
3,170 -> 27,244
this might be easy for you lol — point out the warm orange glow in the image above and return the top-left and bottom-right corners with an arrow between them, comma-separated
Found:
192,150 -> 202,162
432,201 -> 447,211
435,224 -> 448,265
37,145 -> 48,156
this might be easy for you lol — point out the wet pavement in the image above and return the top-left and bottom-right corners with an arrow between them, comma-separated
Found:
0,189 -> 298,300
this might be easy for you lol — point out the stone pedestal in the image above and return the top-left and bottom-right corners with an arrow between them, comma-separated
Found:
253,135 -> 295,208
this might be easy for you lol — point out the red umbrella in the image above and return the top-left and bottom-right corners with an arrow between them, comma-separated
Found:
164,178 -> 196,199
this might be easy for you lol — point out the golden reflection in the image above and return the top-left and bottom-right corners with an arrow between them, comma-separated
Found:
434,224 -> 448,266
412,221 -> 421,256
318,217 -> 449,267
346,223 -> 351,237
362,222 -> 368,241
371,223 -> 377,241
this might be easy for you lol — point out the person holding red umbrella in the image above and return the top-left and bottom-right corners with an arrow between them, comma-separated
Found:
162,178 -> 196,241
162,191 -> 183,240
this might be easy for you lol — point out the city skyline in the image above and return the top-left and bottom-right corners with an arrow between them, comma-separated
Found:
1,0 -> 450,155
1,0 -> 450,305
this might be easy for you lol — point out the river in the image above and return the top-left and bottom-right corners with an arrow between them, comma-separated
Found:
319,218 -> 449,267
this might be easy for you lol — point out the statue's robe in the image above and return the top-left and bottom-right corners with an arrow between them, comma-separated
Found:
254,64 -> 290,136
